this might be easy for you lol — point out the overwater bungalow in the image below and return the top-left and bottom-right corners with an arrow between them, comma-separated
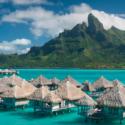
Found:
0,85 -> 30,110
92,76 -> 114,97
96,84 -> 125,124
9,69 -> 16,74
0,69 -> 18,75
75,94 -> 98,121
30,75 -> 52,88
50,77 -> 60,90
3,69 -> 10,75
0,69 -> 3,74
81,82 -> 96,96
112,79 -> 124,86
54,81 -> 85,110
28,86 -> 63,116
42,93 -> 63,116
58,75 -> 82,88
28,86 -> 51,113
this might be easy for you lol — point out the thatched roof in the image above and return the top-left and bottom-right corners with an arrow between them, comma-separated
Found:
96,84 -> 125,108
28,78 -> 34,83
51,77 -> 60,85
0,85 -> 30,99
81,82 -> 96,92
75,94 -> 97,106
82,80 -> 89,85
27,86 -> 50,101
58,75 -> 82,87
3,69 -> 10,73
0,84 -> 11,93
9,69 -> 16,73
112,79 -> 124,86
43,93 -> 63,104
54,81 -> 85,101
92,76 -> 114,89
17,80 -> 37,94
6,74 -> 23,86
30,75 -> 52,86
0,76 -> 8,83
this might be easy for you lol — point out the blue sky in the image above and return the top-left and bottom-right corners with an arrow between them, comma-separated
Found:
0,0 -> 125,54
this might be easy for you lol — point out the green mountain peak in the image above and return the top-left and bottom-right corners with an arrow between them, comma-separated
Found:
87,13 -> 104,35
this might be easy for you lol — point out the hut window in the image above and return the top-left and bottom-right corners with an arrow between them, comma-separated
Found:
114,109 -> 118,115
108,108 -> 112,114
6,99 -> 12,103
34,101 -> 39,106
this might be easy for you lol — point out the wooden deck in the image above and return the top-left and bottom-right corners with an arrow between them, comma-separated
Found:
34,105 -> 76,115
87,116 -> 104,120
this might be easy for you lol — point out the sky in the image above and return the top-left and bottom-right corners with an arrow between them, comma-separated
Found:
0,0 -> 125,54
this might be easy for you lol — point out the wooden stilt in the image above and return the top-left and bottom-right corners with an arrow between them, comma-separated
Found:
50,111 -> 53,117
68,109 -> 70,113
120,120 -> 122,124
85,119 -> 87,122
62,110 -> 64,114
55,112 -> 58,116
22,105 -> 25,110
15,108 -> 17,111
34,108 -> 36,114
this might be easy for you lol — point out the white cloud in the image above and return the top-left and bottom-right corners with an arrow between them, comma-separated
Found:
22,48 -> 30,54
11,0 -> 54,5
0,41 -> 16,51
1,3 -> 125,38
2,7 -> 54,23
68,3 -> 92,13
11,38 -> 31,45
0,38 -> 31,54
0,0 -> 54,5
0,0 -> 8,3
30,27 -> 44,38
115,14 -> 125,18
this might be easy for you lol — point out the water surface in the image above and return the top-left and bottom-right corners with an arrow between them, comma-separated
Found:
0,69 -> 124,125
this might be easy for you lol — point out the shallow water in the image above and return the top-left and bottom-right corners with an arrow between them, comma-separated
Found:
0,69 -> 125,125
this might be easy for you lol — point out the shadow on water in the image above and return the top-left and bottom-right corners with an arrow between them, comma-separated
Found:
0,107 -> 124,125
8,108 -> 77,120
55,117 -> 124,125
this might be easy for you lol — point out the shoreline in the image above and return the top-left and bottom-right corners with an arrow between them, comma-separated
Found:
1,67 -> 125,70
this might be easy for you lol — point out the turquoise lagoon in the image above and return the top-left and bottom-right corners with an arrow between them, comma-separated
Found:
0,69 -> 125,125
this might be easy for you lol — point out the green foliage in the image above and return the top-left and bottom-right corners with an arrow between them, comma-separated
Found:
0,13 -> 125,69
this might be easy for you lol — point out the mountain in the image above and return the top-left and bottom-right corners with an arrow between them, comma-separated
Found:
1,13 -> 125,69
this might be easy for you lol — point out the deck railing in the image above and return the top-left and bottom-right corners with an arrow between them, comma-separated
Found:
88,91 -> 106,97
79,109 -> 103,116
